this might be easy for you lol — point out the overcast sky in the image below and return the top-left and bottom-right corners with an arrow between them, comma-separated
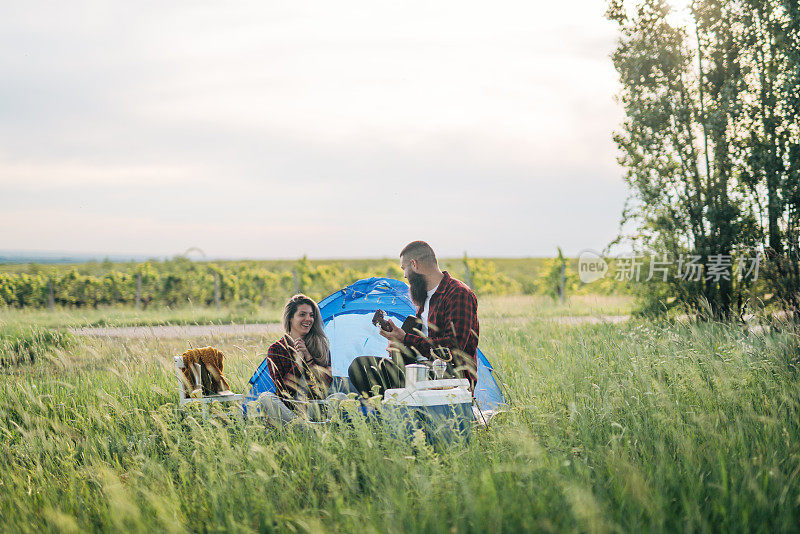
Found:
1,0 -> 627,259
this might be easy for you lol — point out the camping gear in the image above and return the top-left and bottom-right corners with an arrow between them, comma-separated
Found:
383,377 -> 474,443
246,277 -> 507,425
181,346 -> 232,396
174,356 -> 243,415
432,358 -> 447,379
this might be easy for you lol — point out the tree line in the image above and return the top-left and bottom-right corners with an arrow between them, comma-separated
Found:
608,0 -> 800,317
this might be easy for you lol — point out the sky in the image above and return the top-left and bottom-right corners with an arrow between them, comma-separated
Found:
1,0 -> 628,259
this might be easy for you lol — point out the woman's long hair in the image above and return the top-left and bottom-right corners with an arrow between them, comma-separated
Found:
282,294 -> 330,366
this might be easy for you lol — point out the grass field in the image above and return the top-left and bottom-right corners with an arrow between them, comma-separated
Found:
0,294 -> 632,331
1,296 -> 799,532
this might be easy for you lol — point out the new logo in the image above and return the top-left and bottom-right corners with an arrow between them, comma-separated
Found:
578,249 -> 608,283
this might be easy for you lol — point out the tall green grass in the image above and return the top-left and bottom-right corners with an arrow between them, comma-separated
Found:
0,303 -> 798,532
0,326 -> 74,366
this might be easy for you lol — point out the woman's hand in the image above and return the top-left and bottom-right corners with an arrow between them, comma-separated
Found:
294,338 -> 313,363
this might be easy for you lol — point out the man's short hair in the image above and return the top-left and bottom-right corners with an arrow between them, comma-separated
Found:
400,241 -> 437,267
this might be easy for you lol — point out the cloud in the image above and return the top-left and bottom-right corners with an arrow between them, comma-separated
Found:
0,159 -> 196,189
0,0 -> 627,257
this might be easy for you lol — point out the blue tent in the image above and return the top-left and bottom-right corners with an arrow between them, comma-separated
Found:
247,277 -> 506,411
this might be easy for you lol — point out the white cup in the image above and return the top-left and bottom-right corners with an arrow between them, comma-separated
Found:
404,364 -> 428,387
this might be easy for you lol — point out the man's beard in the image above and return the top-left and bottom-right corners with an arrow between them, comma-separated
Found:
408,272 -> 428,307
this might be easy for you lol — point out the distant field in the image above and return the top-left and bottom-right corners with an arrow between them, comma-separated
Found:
0,297 -> 798,532
0,255 -> 555,280
0,256 -> 628,312
0,256 -> 582,286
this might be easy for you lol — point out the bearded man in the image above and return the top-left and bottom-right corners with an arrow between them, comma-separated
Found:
347,240 -> 479,396
383,240 -> 479,389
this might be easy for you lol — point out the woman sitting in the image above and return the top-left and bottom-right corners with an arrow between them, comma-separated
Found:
258,294 -> 332,423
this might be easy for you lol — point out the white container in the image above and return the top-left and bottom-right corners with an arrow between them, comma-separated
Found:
383,381 -> 474,444
383,384 -> 472,407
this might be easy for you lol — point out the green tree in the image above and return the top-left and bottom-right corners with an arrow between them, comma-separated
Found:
462,257 -> 521,295
607,0 -> 765,317
736,0 -> 800,311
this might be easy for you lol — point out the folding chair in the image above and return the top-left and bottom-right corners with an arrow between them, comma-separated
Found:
174,356 -> 244,415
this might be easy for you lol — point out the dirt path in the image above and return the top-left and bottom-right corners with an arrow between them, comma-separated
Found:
70,323 -> 284,339
70,315 -> 631,339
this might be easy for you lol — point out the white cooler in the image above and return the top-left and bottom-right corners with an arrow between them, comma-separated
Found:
382,378 -> 474,443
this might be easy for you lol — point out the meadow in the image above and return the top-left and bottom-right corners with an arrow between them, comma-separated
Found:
1,295 -> 799,532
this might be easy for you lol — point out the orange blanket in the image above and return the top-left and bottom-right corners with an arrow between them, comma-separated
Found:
181,346 -> 231,395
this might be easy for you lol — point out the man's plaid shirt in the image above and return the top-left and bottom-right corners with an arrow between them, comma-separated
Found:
402,271 -> 479,388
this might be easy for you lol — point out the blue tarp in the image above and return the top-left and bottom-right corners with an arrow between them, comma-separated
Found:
247,277 -> 507,411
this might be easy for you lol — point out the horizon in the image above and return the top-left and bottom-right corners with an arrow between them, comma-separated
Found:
0,247 -> 575,264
